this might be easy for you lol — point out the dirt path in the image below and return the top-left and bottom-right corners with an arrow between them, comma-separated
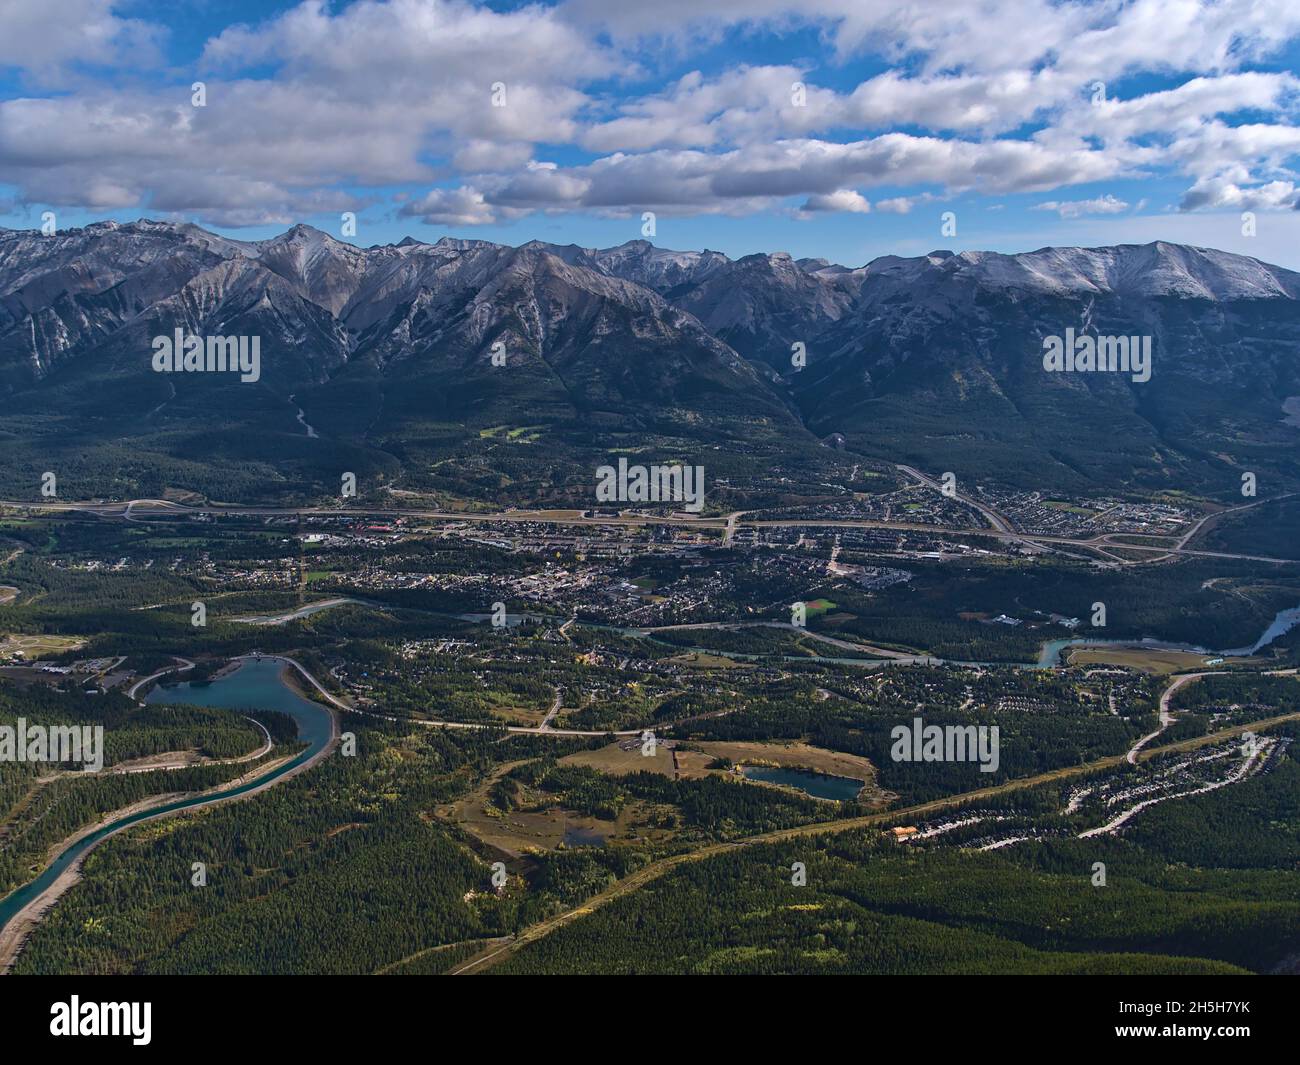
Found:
105,716 -> 273,774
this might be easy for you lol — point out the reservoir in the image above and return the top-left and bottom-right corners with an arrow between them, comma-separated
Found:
146,658 -> 334,751
0,658 -> 334,936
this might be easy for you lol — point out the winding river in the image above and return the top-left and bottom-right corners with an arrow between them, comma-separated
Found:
1037,603 -> 1300,667
274,596 -> 1300,671
0,658 -> 336,944
7,597 -> 1293,948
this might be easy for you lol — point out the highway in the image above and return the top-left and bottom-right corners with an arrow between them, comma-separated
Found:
3,491 -> 1294,565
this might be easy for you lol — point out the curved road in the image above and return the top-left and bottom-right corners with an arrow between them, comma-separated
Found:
1126,670 -> 1225,765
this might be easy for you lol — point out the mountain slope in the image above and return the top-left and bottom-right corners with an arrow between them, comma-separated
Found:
785,246 -> 1300,493
0,222 -> 815,504
1,222 -> 1297,504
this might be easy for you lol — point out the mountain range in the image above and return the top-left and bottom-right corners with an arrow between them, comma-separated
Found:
1,220 -> 1298,505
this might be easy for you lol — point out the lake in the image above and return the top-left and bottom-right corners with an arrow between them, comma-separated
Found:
147,657 -> 334,751
740,765 -> 865,801
0,658 -> 333,937
562,824 -> 607,848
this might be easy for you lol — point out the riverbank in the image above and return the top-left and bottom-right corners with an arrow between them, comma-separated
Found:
0,655 -> 340,973
1037,603 -> 1300,669
0,747 -> 301,972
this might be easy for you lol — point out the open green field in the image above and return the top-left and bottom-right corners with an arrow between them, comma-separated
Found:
0,633 -> 87,659
1066,647 -> 1227,674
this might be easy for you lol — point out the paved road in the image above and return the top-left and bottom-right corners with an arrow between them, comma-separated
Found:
346,703 -> 648,737
3,494 -> 1295,565
722,510 -> 746,546
896,464 -> 1019,536
229,597 -> 361,625
125,656 -> 195,700
1177,493 -> 1293,551
1125,670 -> 1225,764
539,687 -> 563,731
638,620 -> 926,661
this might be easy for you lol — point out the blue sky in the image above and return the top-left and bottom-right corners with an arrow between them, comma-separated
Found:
3,0 -> 1300,267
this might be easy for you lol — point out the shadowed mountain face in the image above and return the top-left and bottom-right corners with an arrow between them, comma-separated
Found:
792,248 -> 1300,495
1,221 -> 1298,503
596,240 -> 1300,497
